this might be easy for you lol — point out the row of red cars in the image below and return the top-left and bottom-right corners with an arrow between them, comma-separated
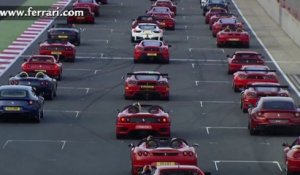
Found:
204,6 -> 250,48
227,51 -> 300,174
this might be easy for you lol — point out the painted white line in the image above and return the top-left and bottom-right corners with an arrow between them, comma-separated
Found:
213,160 -> 282,172
232,0 -> 300,98
186,35 -> 189,40
44,110 -> 80,118
289,75 -> 300,90
87,39 -> 110,44
191,63 -> 195,68
12,41 -> 30,45
64,68 -> 93,71
23,31 -> 40,34
205,126 -> 247,135
0,59 -> 12,62
200,101 -> 203,108
58,87 -> 90,94
195,81 -> 199,86
2,49 -> 21,53
2,139 -> 67,150
199,100 -> 239,104
16,38 -> 32,41
195,80 -> 230,84
27,27 -> 42,31
94,69 -> 101,74
8,45 -> 26,49
0,53 -> 18,57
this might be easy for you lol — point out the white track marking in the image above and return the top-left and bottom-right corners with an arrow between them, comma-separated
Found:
232,0 -> 300,98
189,47 -> 225,53
58,87 -> 90,94
194,80 -> 230,83
213,160 -> 282,172
2,140 -> 67,150
64,68 -> 93,71
205,126 -> 247,135
44,110 -> 80,118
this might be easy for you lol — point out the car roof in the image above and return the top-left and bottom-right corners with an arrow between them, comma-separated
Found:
0,85 -> 32,91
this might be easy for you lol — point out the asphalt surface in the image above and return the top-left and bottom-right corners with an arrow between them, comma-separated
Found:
0,0 -> 299,174
284,0 -> 300,10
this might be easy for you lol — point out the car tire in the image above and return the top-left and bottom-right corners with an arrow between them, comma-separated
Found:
116,134 -> 124,139
209,26 -> 212,30
41,107 -> 44,118
57,74 -> 62,81
245,43 -> 250,48
131,37 -> 134,43
227,69 -> 233,74
124,95 -> 132,100
33,112 -> 41,123
232,82 -> 239,92
212,33 -> 216,37
47,91 -> 54,100
249,127 -> 258,136
217,43 -> 222,48
205,20 -> 208,24
170,26 -> 175,30
162,96 -> 169,101
164,59 -> 169,64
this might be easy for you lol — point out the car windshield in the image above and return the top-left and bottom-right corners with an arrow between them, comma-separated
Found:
255,87 -> 279,92
262,100 -> 295,110
138,16 -> 155,21
142,40 -> 162,47
135,75 -> 160,81
78,0 -> 93,3
152,7 -> 169,12
243,66 -> 268,71
0,89 -> 27,98
220,18 -> 236,24
139,25 -> 156,30
29,57 -> 54,63
236,53 -> 259,59
210,0 -> 225,3
161,170 -> 200,175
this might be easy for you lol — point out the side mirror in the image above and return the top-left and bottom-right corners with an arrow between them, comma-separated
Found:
204,172 -> 211,175
131,19 -> 135,21
23,58 -> 27,62
145,10 -> 148,13
192,143 -> 199,147
226,54 -> 230,57
248,107 -> 253,113
121,76 -> 125,80
128,143 -> 135,148
116,109 -> 120,113
168,44 -> 172,47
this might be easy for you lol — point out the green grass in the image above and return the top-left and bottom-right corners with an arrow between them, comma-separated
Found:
0,0 -> 64,51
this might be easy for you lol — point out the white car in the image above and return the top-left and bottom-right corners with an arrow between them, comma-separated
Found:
131,23 -> 163,42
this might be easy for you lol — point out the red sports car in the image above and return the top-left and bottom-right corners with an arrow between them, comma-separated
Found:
151,0 -> 177,15
240,82 -> 289,113
209,13 -> 234,30
142,165 -> 210,175
73,0 -> 99,16
116,103 -> 170,139
67,7 -> 95,24
131,16 -> 162,29
227,51 -> 265,74
134,40 -> 170,64
129,137 -> 198,175
39,40 -> 76,62
232,65 -> 279,92
151,13 -> 175,30
22,55 -> 63,80
147,7 -> 175,18
216,27 -> 250,48
205,7 -> 227,24
124,71 -> 169,100
248,97 -> 300,135
283,138 -> 300,175
212,16 -> 243,37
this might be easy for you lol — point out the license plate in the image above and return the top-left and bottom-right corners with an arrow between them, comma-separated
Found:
229,38 -> 240,41
4,106 -> 21,111
156,162 -> 176,166
147,53 -> 157,56
51,51 -> 62,55
77,17 -> 85,20
141,85 -> 154,89
35,70 -> 46,72
270,119 -> 288,124
135,125 -> 152,129
58,35 -> 68,39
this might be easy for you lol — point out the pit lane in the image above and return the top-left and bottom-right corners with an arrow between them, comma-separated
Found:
0,0 -> 298,174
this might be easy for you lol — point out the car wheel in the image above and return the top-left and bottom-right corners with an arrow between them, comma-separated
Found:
47,91 -> 54,100
232,82 -> 239,92
212,33 -> 216,37
209,26 -> 212,30
170,26 -> 175,30
116,134 -> 124,139
242,106 -> 248,113
205,20 -> 208,24
57,74 -> 62,81
249,122 -> 258,135
162,96 -> 169,101
217,43 -> 222,48
33,112 -> 41,123
245,43 -> 250,48
124,95 -> 131,100
164,59 -> 169,64
41,107 -> 44,118
227,69 -> 233,74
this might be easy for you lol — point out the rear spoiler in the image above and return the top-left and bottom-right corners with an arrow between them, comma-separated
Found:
126,73 -> 168,77
237,70 -> 276,73
247,84 -> 289,89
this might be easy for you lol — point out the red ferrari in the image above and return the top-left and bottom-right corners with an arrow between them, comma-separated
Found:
131,16 -> 162,29
283,138 -> 300,175
248,97 -> 300,135
116,103 -> 170,139
124,71 -> 169,100
73,0 -> 99,16
151,0 -> 177,15
151,13 -> 175,30
134,40 -> 170,64
22,55 -> 63,80
147,7 -> 175,18
67,7 -> 95,24
129,137 -> 198,175
212,16 -> 243,37
143,165 -> 210,175
216,27 -> 250,48
227,51 -> 265,74
240,83 -> 289,113
39,40 -> 76,62
232,65 -> 278,92
209,13 -> 234,30
205,7 -> 227,24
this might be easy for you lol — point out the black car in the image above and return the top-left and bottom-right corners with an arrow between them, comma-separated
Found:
9,72 -> 57,100
202,0 -> 229,16
0,85 -> 44,123
47,23 -> 81,46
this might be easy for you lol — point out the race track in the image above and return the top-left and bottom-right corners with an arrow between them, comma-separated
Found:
0,0 -> 299,174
